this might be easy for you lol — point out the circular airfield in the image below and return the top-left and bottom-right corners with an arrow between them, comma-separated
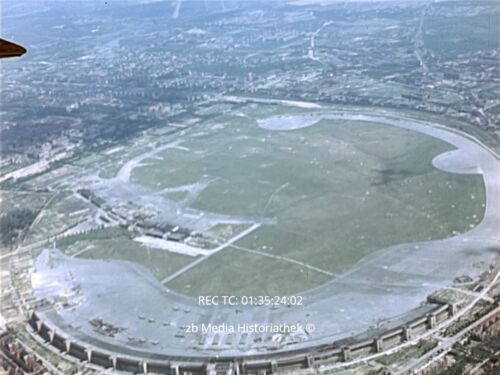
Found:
28,107 -> 500,373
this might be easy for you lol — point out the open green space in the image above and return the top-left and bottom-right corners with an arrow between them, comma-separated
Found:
56,226 -> 132,248
131,112 -> 486,296
63,237 -> 193,282
7,106 -> 486,298
167,248 -> 331,297
25,192 -> 95,243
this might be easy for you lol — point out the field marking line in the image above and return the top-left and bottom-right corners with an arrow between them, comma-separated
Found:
261,182 -> 289,216
160,223 -> 260,285
71,245 -> 95,258
230,243 -> 335,277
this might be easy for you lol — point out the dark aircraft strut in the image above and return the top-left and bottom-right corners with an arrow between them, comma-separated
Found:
0,38 -> 27,59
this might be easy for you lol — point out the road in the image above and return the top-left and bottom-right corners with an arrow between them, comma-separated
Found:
414,4 -> 429,75
400,304 -> 500,375
14,337 -> 67,375
307,21 -> 333,63
0,239 -> 49,261
320,270 -> 500,374
161,223 -> 260,285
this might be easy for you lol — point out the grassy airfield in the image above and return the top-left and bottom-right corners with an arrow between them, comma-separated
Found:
5,104 -> 487,298
128,110 -> 485,296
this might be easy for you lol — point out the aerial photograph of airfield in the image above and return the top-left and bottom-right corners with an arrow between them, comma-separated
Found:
0,0 -> 499,374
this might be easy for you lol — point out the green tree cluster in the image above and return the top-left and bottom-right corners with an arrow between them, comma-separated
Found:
0,208 -> 37,246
